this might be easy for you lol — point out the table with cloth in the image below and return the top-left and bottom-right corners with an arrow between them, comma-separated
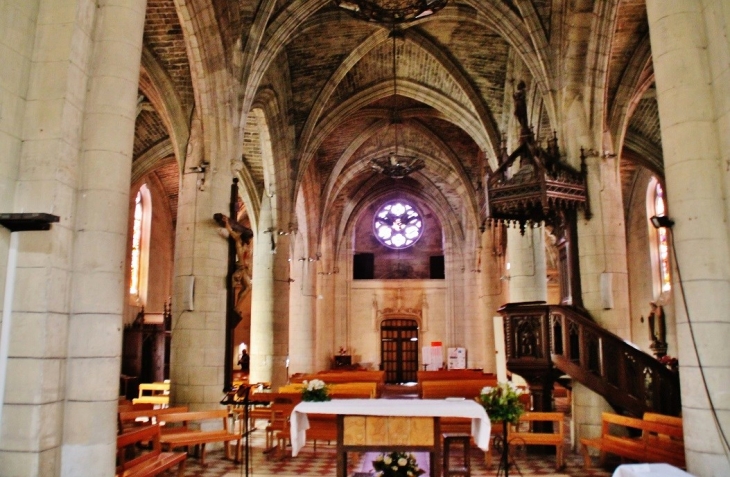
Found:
612,463 -> 695,477
290,398 -> 491,477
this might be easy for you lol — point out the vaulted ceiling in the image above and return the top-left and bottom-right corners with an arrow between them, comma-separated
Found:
131,0 -> 664,244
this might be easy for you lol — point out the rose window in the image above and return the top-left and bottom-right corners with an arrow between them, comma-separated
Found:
373,201 -> 423,249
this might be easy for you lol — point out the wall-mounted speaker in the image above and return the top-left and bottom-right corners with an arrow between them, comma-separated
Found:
182,275 -> 195,311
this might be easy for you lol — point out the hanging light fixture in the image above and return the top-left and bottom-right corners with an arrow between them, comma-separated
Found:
370,30 -> 425,179
334,0 -> 447,24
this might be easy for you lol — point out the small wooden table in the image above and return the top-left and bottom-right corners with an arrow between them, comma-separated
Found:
290,399 -> 490,477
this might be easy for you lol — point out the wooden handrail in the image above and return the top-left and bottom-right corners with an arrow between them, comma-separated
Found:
500,302 -> 681,417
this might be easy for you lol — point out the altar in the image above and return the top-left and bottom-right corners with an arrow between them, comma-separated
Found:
290,399 -> 491,477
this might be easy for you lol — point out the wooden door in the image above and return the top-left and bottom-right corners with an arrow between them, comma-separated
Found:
381,318 -> 419,383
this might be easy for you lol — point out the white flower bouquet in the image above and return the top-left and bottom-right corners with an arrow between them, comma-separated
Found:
301,379 -> 330,402
372,452 -> 425,477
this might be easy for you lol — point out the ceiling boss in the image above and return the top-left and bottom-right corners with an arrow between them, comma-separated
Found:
333,0 -> 448,24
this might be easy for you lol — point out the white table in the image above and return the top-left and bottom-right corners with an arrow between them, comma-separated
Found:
290,398 -> 490,456
612,463 -> 695,477
291,398 -> 490,477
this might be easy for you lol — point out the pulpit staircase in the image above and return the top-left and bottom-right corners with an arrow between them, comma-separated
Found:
500,302 -> 681,418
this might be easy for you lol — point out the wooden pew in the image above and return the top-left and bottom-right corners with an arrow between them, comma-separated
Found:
417,370 -> 494,382
116,424 -> 186,477
419,378 -> 498,399
159,409 -> 241,465
580,412 -> 684,469
503,411 -> 564,469
278,382 -> 378,398
118,406 -> 189,434
290,370 -> 385,397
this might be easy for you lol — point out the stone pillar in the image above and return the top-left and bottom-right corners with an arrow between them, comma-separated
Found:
169,114 -> 230,411
248,200 -> 290,389
647,2 -> 730,474
571,145 -> 631,450
62,1 -> 146,475
316,262 -> 337,372
507,226 -> 547,302
289,237 -> 316,375
272,233 -> 291,387
506,225 -> 553,411
476,228 -> 508,373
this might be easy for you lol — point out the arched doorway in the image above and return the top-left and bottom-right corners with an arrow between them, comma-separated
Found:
380,318 -> 419,383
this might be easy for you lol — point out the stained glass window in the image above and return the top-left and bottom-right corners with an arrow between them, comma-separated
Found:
373,200 -> 423,249
130,191 -> 143,296
130,184 -> 151,304
650,181 -> 671,294
654,183 -> 671,292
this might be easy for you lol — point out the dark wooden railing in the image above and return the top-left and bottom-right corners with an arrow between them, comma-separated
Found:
500,302 -> 681,417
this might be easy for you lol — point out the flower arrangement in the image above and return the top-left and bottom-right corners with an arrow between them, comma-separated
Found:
301,379 -> 330,402
372,452 -> 426,477
478,381 -> 525,424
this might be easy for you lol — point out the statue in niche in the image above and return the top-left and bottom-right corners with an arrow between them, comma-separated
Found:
214,212 -> 254,320
513,80 -> 531,138
519,329 -> 536,357
648,302 -> 667,358
515,318 -> 541,358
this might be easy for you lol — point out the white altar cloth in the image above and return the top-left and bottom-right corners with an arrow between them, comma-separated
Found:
612,463 -> 694,477
290,398 -> 491,456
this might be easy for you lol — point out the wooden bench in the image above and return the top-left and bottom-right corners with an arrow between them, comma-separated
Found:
417,370 -> 494,381
159,409 -> 241,465
290,370 -> 385,397
116,424 -> 186,477
505,411 -> 564,469
118,406 -> 189,434
420,378 -> 498,399
133,382 -> 170,406
580,412 -> 684,469
278,382 -> 378,398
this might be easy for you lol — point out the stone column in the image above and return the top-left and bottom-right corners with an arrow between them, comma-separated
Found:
289,238 -> 316,375
572,155 -> 630,445
507,225 -> 552,411
248,200 -> 290,389
647,2 -> 730,474
316,261 -> 337,371
62,1 -> 146,475
507,226 -> 547,302
478,227 -> 508,374
170,166 -> 229,410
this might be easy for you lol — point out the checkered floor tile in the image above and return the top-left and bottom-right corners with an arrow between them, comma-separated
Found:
168,425 -> 616,477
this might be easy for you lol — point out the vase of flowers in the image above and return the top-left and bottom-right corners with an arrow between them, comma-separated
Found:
372,451 -> 426,477
301,379 -> 330,402
478,381 -> 525,424
478,382 -> 525,477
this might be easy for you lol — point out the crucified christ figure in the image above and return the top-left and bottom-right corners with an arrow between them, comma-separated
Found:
214,213 -> 254,320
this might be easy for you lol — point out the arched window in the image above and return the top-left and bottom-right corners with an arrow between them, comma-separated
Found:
373,200 -> 423,249
130,184 -> 152,305
648,179 -> 671,295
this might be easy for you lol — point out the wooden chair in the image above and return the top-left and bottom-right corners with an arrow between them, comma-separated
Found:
264,394 -> 301,454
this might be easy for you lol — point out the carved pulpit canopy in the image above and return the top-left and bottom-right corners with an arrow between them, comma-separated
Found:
486,82 -> 591,234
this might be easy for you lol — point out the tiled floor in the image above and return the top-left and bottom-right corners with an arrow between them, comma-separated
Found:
159,386 -> 615,477
170,393 -> 618,477
174,427 -> 616,477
